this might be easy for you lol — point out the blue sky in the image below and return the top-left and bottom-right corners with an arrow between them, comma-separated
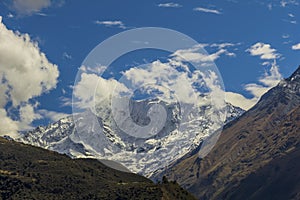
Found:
0,0 -> 299,136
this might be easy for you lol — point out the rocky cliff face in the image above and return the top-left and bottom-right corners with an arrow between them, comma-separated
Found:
163,66 -> 300,199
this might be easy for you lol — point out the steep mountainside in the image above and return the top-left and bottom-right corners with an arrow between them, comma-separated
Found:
0,136 -> 196,200
163,66 -> 300,199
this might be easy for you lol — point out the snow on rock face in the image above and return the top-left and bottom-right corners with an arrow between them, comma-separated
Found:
18,99 -> 244,177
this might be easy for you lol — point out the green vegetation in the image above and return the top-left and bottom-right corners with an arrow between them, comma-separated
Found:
0,137 -> 196,200
160,177 -> 195,200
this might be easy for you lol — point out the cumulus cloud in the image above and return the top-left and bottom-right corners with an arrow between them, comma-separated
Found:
0,109 -> 19,138
19,103 -> 41,127
247,42 -> 280,60
73,73 -> 130,110
95,20 -> 126,29
171,44 -> 235,66
226,62 -> 282,110
12,0 -> 52,15
158,2 -> 182,8
193,7 -> 222,14
74,48 -> 227,113
292,43 -> 300,50
0,16 -> 59,137
121,61 -> 202,105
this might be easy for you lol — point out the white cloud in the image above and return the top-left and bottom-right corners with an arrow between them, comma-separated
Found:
233,43 -> 283,110
0,103 -> 43,136
122,61 -> 200,104
282,34 -> 290,39
12,0 -> 52,15
63,52 -> 72,60
193,7 -> 222,14
211,42 -> 237,49
0,109 -> 19,138
280,0 -> 299,7
38,109 -> 69,122
74,57 -> 226,114
226,63 -> 282,110
119,59 -> 226,110
0,16 -> 59,137
19,103 -> 41,127
172,48 -> 226,63
158,2 -> 182,8
60,96 -> 72,107
290,20 -> 297,24
73,73 -> 130,110
79,65 -> 106,75
268,3 -> 273,10
288,13 -> 295,17
281,0 -> 289,7
262,61 -> 271,66
225,92 -> 257,110
283,18 -> 297,24
247,42 -> 280,60
292,43 -> 300,50
7,13 -> 14,18
171,44 -> 235,66
258,63 -> 282,87
95,20 -> 126,29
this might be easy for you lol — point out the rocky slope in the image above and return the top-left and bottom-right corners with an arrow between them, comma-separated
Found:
163,65 -> 300,199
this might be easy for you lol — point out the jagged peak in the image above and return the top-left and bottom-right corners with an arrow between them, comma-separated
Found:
277,65 -> 300,89
287,65 -> 300,81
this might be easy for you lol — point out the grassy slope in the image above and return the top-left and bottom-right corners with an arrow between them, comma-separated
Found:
0,137 -> 196,200
219,144 -> 300,200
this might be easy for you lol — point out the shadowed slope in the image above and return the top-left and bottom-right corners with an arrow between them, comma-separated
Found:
164,66 -> 300,199
0,136 -> 196,200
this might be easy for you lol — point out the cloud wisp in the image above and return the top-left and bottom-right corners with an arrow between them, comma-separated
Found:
193,7 -> 222,14
158,2 -> 182,8
12,0 -> 52,15
280,0 -> 299,7
95,20 -> 126,29
171,43 -> 236,67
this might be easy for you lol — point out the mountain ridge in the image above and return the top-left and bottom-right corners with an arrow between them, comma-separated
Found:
162,65 -> 300,199
17,99 -> 244,177
0,136 -> 196,200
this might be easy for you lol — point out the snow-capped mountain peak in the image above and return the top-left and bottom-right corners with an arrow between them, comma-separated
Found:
18,99 -> 244,177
